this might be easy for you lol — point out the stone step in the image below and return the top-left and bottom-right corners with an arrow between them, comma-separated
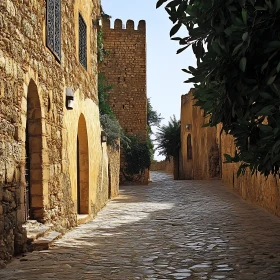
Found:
23,220 -> 51,244
77,214 -> 91,225
32,231 -> 62,251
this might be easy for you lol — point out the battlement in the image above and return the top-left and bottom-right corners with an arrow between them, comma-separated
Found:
102,18 -> 146,32
181,88 -> 195,105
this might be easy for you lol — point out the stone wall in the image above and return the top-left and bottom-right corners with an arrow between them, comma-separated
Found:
0,0 -> 116,264
179,90 -> 280,217
180,90 -> 220,180
108,145 -> 120,199
221,130 -> 280,217
150,159 -> 174,174
99,18 -> 148,185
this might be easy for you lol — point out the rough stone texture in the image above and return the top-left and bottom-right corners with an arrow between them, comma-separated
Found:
95,144 -> 109,215
94,144 -> 120,213
0,0 -> 117,264
179,89 -> 280,218
180,89 -> 220,180
99,18 -> 148,185
220,128 -> 280,218
108,145 -> 120,199
1,172 -> 280,279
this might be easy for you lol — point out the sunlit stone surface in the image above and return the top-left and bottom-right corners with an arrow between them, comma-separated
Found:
1,172 -> 280,279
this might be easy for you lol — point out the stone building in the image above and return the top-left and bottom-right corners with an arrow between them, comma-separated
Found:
180,89 -> 280,218
0,0 -> 119,264
99,18 -> 148,185
180,90 -> 220,180
221,129 -> 280,217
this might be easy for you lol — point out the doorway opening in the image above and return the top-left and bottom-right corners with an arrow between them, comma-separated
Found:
77,114 -> 89,214
25,80 -> 43,221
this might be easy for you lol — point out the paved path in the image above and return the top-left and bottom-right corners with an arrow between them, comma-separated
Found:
1,172 -> 280,280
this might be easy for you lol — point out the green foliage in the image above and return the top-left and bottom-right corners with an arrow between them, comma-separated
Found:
157,0 -> 280,177
147,98 -> 163,160
146,133 -> 155,160
97,29 -> 107,63
98,73 -> 114,117
147,98 -> 163,128
155,115 -> 181,160
122,136 -> 151,181
100,114 -> 130,149
98,73 -> 129,149
98,5 -> 110,63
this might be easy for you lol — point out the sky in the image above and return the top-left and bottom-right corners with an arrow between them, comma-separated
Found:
101,0 -> 196,159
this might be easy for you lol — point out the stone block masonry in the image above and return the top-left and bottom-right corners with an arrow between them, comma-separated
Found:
180,90 -> 220,180
180,89 -> 280,219
220,129 -> 280,218
99,18 -> 148,184
0,0 -> 120,265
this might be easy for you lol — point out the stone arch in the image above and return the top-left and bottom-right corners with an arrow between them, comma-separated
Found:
187,134 -> 192,160
77,114 -> 89,214
25,79 -> 44,221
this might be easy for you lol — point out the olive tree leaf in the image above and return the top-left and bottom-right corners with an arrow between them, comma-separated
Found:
239,57 -> 247,72
261,61 -> 269,73
170,23 -> 182,37
171,37 -> 182,41
265,0 -> 273,10
224,154 -> 233,163
182,68 -> 191,74
242,9 -> 247,24
242,31 -> 248,41
177,45 -> 189,54
267,75 -> 276,85
156,0 -> 168,9
232,43 -> 243,55
276,61 -> 280,73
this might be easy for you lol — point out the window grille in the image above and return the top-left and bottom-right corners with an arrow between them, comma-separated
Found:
79,13 -> 87,70
46,0 -> 61,61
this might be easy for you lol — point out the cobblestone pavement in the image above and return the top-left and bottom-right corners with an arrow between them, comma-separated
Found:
1,172 -> 280,280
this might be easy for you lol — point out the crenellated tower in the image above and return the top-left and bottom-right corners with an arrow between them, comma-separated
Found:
99,18 -> 148,184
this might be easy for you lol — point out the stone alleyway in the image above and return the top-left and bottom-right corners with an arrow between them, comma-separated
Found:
1,172 -> 280,280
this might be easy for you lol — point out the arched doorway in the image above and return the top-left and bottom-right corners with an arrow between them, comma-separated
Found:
25,80 -> 43,221
77,114 -> 89,214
